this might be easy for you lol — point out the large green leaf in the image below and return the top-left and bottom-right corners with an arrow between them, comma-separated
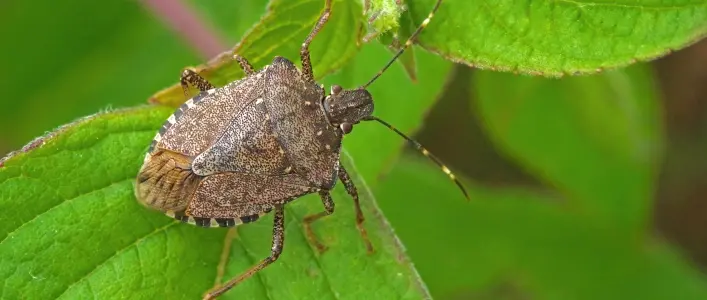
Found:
473,63 -> 663,232
0,106 -> 426,299
0,14 -> 452,298
376,155 -> 707,299
404,0 -> 707,76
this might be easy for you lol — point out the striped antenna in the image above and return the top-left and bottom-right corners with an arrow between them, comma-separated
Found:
365,116 -> 470,201
362,0 -> 443,89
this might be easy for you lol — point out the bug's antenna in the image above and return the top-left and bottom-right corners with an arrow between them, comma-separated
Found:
362,0 -> 443,89
364,116 -> 470,201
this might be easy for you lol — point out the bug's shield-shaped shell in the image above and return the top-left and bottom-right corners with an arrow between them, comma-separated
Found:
136,56 -> 351,227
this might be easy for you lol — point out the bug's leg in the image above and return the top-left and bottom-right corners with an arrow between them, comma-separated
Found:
203,205 -> 286,300
338,165 -> 374,253
300,0 -> 332,82
180,69 -> 215,97
303,190 -> 335,253
233,54 -> 255,75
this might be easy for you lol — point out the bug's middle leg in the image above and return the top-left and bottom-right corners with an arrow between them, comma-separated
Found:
303,190 -> 335,253
338,165 -> 374,253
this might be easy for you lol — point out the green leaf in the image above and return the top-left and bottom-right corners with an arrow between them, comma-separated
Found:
0,0 -> 455,296
0,30 -> 452,300
0,106 -> 428,299
376,155 -> 707,299
405,0 -> 707,76
152,0 -> 363,107
473,63 -> 663,233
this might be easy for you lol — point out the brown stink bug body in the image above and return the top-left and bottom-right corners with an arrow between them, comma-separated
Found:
135,0 -> 466,298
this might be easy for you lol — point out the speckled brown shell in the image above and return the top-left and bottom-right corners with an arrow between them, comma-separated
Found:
135,57 -> 343,227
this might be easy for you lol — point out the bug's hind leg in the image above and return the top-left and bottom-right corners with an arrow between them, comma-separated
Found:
338,165 -> 374,254
180,69 -> 215,97
303,190 -> 335,253
203,205 -> 286,300
300,0 -> 332,82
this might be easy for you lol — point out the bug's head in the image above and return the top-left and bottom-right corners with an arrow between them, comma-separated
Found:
323,85 -> 373,134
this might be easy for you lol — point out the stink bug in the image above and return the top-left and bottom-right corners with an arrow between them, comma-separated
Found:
135,0 -> 467,298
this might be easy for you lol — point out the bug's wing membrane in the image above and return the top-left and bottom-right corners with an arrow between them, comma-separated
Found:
187,172 -> 312,218
191,94 -> 291,176
263,56 -> 342,188
158,74 -> 263,157
136,150 -> 201,212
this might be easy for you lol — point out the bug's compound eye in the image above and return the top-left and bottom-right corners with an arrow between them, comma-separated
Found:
331,85 -> 343,95
340,122 -> 353,134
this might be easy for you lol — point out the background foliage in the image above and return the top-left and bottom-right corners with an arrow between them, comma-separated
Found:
2,0 -> 707,299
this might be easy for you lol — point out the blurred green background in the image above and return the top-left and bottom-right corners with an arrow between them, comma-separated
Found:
2,0 -> 707,299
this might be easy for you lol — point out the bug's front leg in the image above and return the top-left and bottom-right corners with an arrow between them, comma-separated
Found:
299,0 -> 332,82
303,190 -> 335,253
203,205 -> 286,300
180,69 -> 215,97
